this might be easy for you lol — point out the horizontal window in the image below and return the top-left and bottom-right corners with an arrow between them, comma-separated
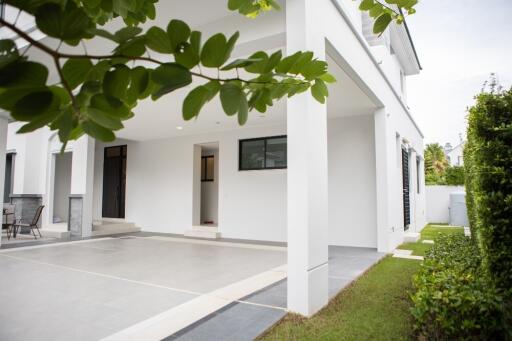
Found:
239,136 -> 287,170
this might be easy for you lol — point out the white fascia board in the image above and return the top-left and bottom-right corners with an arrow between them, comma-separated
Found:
389,23 -> 421,76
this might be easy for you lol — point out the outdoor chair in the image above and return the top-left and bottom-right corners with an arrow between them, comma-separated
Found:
2,204 -> 16,240
13,205 -> 44,239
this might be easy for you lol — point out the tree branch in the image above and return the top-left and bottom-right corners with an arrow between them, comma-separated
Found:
0,16 -> 307,87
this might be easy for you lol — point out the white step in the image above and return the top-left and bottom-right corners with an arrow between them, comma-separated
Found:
184,226 -> 221,239
91,222 -> 140,236
403,232 -> 420,243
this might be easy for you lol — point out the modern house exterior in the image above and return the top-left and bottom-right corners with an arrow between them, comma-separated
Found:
0,0 -> 426,317
444,141 -> 465,166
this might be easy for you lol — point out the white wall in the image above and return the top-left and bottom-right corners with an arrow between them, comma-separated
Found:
125,124 -> 288,242
52,152 -> 72,222
426,185 -> 465,224
200,149 -> 219,225
328,115 -> 377,247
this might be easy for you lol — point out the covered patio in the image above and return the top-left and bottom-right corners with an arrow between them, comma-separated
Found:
0,234 -> 384,341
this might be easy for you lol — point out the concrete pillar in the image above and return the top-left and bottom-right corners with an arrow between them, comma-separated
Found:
0,117 -> 8,246
286,0 -> 329,317
69,136 -> 95,237
374,108 -> 393,252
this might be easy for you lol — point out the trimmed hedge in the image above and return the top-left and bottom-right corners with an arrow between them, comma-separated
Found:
464,88 -> 512,295
411,234 -> 508,339
444,166 -> 465,185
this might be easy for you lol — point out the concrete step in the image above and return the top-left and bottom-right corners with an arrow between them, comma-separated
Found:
404,232 -> 420,243
184,226 -> 220,239
92,222 -> 140,236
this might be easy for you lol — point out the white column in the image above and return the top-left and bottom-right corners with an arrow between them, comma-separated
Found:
70,136 -> 95,237
286,0 -> 329,317
0,117 -> 8,246
374,108 -> 392,252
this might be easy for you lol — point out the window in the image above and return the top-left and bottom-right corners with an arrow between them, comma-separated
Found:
201,156 -> 214,181
239,136 -> 287,170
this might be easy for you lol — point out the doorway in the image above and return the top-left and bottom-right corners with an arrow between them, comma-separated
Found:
52,152 -> 72,224
3,153 -> 14,203
102,145 -> 127,219
194,143 -> 219,227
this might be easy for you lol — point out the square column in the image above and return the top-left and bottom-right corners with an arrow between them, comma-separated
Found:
69,136 -> 95,237
286,0 -> 329,316
374,108 -> 392,252
0,117 -> 8,246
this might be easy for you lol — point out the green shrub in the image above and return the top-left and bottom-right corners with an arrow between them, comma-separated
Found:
411,234 -> 508,339
445,166 -> 465,185
465,87 -> 512,295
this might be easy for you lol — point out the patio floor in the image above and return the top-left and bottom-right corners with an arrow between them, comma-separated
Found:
0,236 -> 385,341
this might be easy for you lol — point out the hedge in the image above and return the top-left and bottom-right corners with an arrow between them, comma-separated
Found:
411,234 -> 508,339
464,88 -> 512,296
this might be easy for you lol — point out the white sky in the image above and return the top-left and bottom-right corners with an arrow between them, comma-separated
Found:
406,0 -> 512,146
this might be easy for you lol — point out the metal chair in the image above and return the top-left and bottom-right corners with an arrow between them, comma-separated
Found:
13,205 -> 44,239
2,204 -> 15,240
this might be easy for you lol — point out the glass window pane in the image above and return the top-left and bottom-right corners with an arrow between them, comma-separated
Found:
266,137 -> 287,168
240,139 -> 265,170
206,157 -> 214,180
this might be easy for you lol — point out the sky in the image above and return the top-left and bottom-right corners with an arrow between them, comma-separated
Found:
405,0 -> 512,146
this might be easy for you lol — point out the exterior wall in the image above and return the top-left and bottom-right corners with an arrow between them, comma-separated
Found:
446,144 -> 464,166
426,185 -> 465,224
125,124 -> 288,242
328,115 -> 377,247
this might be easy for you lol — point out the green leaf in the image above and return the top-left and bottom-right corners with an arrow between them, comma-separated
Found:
0,61 -> 48,88
86,107 -> 124,130
103,65 -> 131,100
275,52 -> 302,74
359,0 -> 375,10
220,83 -> 242,116
12,90 -> 54,121
62,59 -> 93,90
90,94 -> 131,118
115,27 -> 142,42
221,58 -> 262,71
319,73 -> 337,83
311,79 -> 328,104
151,63 -> 192,99
301,60 -> 328,81
224,31 -> 240,63
167,20 -> 191,52
369,4 -> 384,18
201,33 -> 228,68
35,2 -> 92,42
145,26 -> 173,53
373,13 -> 393,34
127,66 -> 150,103
0,39 -> 19,68
17,110 -> 60,134
82,120 -> 116,142
289,52 -> 314,74
244,52 -> 268,74
238,96 -> 249,125
183,86 -> 210,121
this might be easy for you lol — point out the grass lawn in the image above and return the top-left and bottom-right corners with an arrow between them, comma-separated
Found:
260,257 -> 421,341
397,224 -> 465,256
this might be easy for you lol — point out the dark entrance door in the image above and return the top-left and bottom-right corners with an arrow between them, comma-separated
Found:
401,147 -> 411,230
102,145 -> 127,218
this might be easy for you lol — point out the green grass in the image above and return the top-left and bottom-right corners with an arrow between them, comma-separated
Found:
397,225 -> 465,256
420,224 -> 464,241
397,242 -> 432,256
260,257 -> 421,341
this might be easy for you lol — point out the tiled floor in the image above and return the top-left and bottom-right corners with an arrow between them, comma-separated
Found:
0,236 -> 286,341
167,246 -> 386,341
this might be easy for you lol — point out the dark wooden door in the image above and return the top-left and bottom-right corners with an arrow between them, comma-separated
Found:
402,147 -> 411,230
102,146 -> 126,218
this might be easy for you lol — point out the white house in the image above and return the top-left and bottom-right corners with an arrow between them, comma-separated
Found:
0,0 -> 426,317
444,142 -> 465,166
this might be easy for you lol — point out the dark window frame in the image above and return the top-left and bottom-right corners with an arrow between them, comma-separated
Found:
239,135 -> 287,171
201,155 -> 214,182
